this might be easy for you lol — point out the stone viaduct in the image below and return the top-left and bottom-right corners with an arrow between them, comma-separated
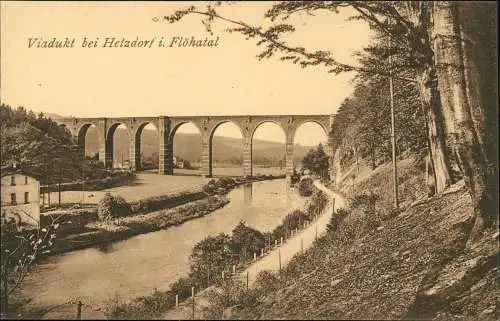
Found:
56,115 -> 334,178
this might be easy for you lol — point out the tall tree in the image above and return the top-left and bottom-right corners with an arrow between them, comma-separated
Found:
302,143 -> 330,179
166,1 -> 498,235
431,2 -> 498,232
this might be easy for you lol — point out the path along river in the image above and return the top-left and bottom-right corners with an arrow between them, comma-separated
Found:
16,179 -> 306,319
162,180 -> 346,319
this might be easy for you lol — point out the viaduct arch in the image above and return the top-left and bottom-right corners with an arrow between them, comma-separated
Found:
56,115 -> 334,179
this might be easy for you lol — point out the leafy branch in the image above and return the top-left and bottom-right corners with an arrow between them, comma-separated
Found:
163,4 -> 418,83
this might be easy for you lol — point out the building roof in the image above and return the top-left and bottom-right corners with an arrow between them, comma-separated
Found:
0,165 -> 37,178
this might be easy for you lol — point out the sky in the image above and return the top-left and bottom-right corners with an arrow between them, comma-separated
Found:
1,1 -> 373,145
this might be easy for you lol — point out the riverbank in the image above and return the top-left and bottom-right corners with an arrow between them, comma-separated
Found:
12,178 -> 302,320
42,175 -> 282,257
102,179 -> 331,319
161,181 -> 345,319
48,195 -> 230,256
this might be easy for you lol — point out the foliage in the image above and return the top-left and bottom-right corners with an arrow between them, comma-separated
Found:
104,179 -> 330,319
132,191 -> 199,213
202,177 -> 237,195
254,270 -> 280,294
1,210 -> 60,316
169,277 -> 196,301
298,178 -> 314,197
0,104 -> 112,185
231,221 -> 266,263
326,208 -> 349,235
281,210 -> 310,236
306,190 -> 329,217
97,193 -> 131,221
202,276 -> 253,319
301,144 -> 330,179
189,233 -> 234,287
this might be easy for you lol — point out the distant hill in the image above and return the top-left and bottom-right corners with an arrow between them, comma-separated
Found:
84,128 -> 316,165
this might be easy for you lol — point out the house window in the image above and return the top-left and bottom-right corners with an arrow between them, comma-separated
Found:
24,192 -> 29,204
25,176 -> 29,185
11,176 -> 16,186
10,193 -> 16,205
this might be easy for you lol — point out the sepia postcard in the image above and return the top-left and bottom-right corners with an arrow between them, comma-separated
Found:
1,1 -> 498,320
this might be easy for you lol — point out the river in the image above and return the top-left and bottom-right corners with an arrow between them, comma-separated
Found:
16,179 -> 305,319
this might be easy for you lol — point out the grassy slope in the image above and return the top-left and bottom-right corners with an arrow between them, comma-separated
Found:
233,157 -> 499,320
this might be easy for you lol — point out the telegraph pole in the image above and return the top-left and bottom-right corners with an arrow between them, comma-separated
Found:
388,19 -> 399,209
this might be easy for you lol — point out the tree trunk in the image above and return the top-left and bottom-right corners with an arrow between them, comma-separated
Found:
417,67 -> 453,195
433,2 -> 497,231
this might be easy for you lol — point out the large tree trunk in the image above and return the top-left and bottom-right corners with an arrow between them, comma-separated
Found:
457,2 -> 499,227
432,2 -> 498,231
417,66 -> 453,195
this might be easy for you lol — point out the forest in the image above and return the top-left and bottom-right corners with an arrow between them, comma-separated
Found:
0,104 -> 112,185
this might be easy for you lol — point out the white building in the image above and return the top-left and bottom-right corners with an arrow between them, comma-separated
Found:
1,169 -> 40,227
173,156 -> 186,169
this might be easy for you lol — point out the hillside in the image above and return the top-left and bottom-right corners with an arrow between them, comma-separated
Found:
224,158 -> 499,320
84,128 -> 315,165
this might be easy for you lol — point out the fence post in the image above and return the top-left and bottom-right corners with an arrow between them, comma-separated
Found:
76,300 -> 82,320
232,264 -> 236,274
315,224 -> 318,240
246,271 -> 249,290
280,236 -> 283,245
175,294 -> 179,308
191,287 -> 195,320
275,239 -> 278,247
278,248 -> 282,272
261,248 -> 264,257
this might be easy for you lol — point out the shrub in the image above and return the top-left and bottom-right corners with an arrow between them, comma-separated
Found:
97,193 -> 131,220
306,190 -> 329,216
203,277 -> 248,319
282,210 -> 310,234
350,192 -> 379,215
298,178 -> 315,197
326,208 -> 349,234
231,221 -> 266,262
132,191 -> 199,213
169,277 -> 197,301
350,192 -> 382,231
215,177 -> 236,189
254,270 -> 280,294
189,233 -> 234,287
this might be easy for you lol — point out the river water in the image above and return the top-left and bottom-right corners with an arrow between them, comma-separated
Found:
17,179 -> 304,318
